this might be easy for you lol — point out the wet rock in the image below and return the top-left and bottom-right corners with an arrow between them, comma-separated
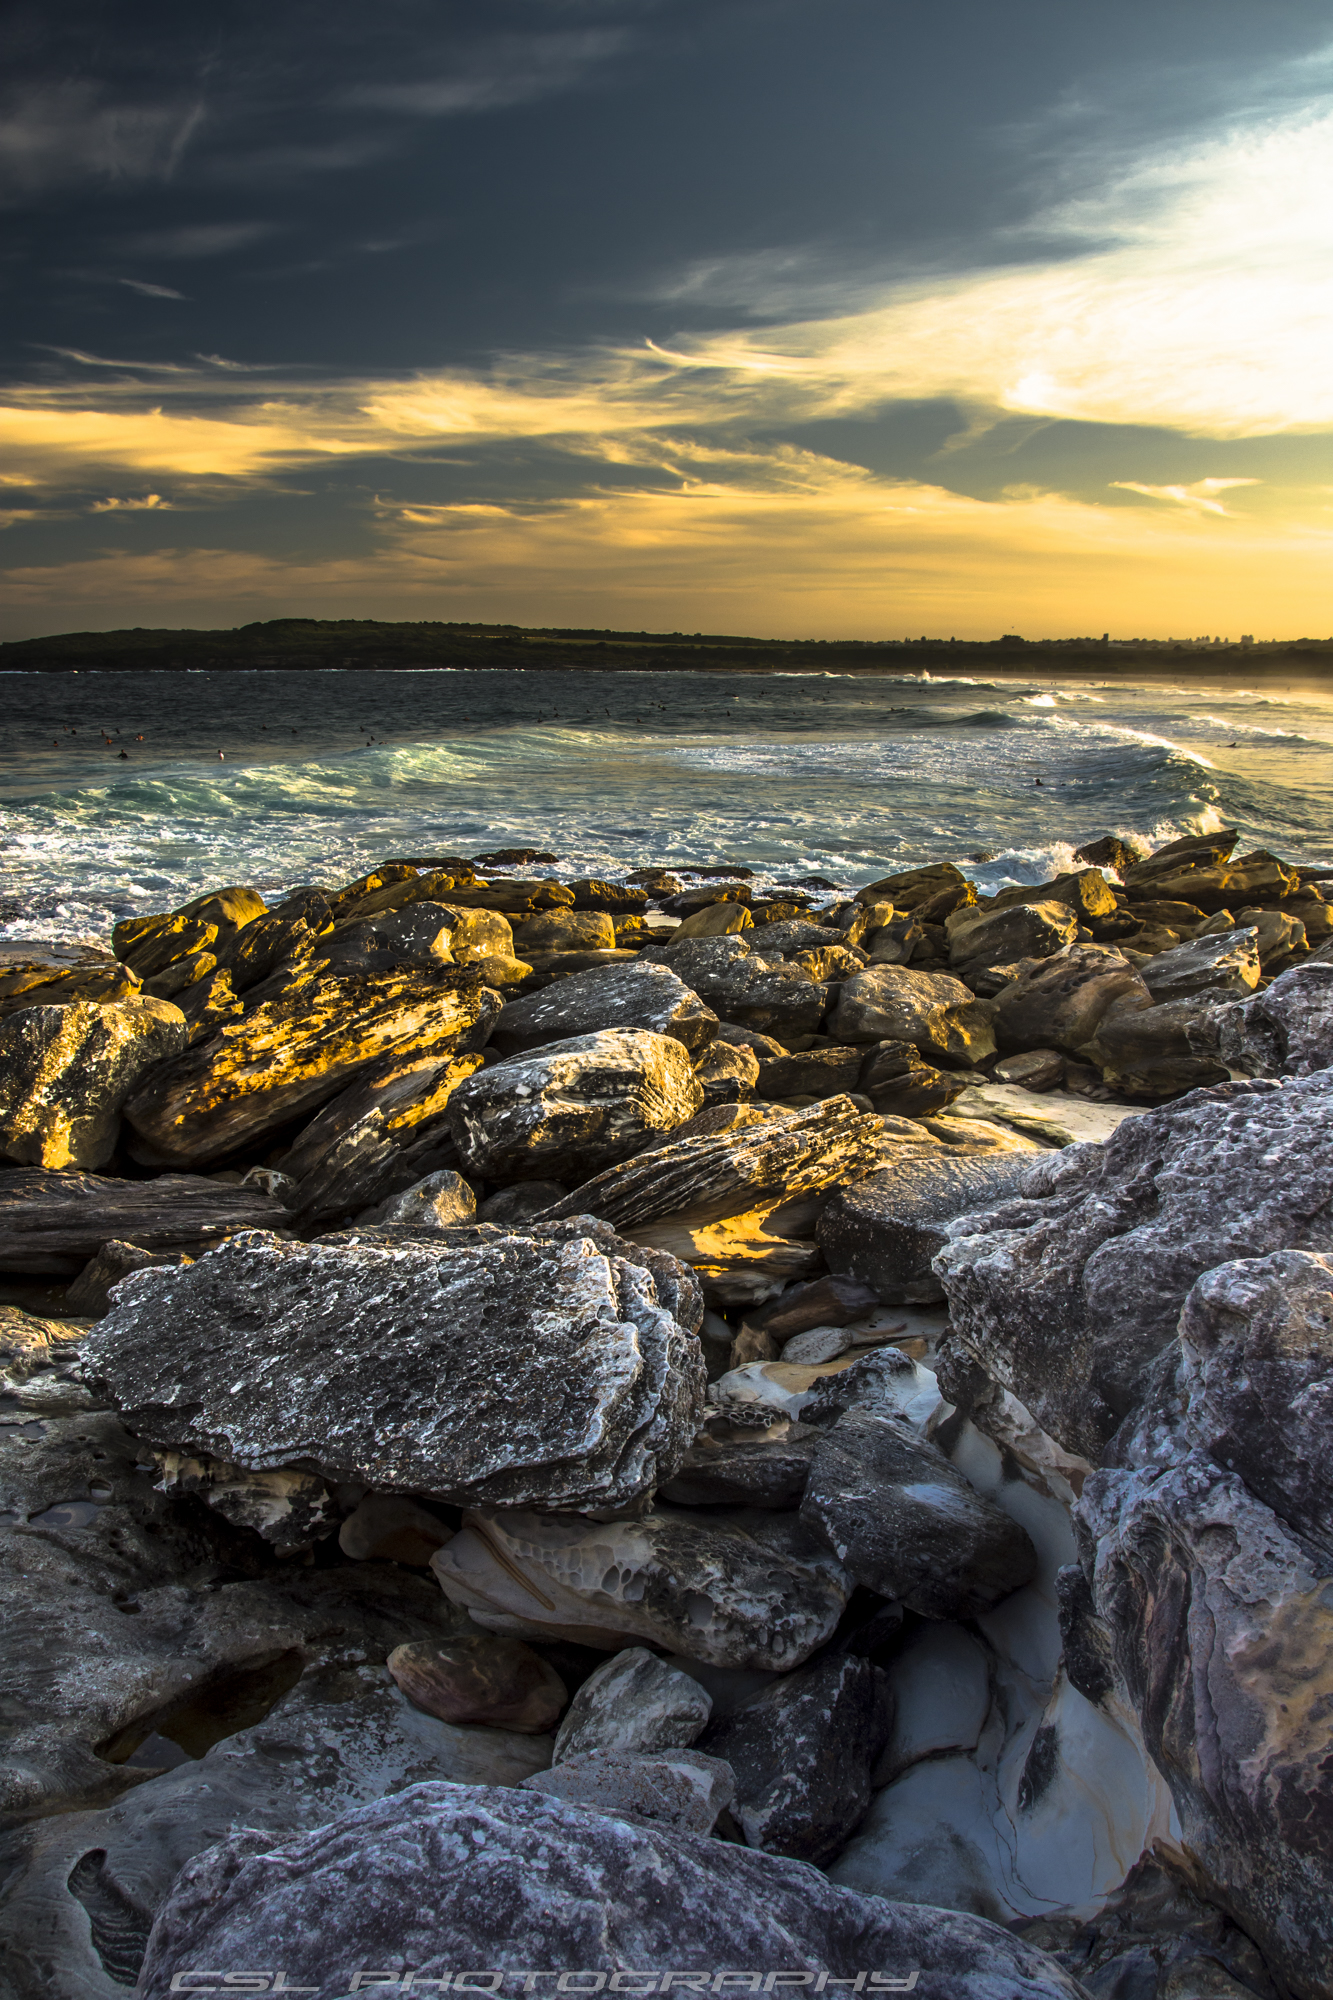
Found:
693,1036 -> 758,1104
64,1240 -> 193,1317
990,947 -> 1150,1055
360,1168 -> 476,1228
283,1053 -> 484,1228
387,1634 -> 566,1732
640,934 -> 826,1037
858,1038 -> 972,1116
1216,962 -> 1333,1077
490,961 -> 718,1057
338,1493 -> 452,1566
829,964 -> 997,1065
432,1505 -> 849,1669
123,962 -> 493,1168
935,1073 -> 1333,1459
0,1167 -> 283,1276
708,1344 -> 942,1435
132,1783 -> 1088,1999
800,1407 -> 1038,1615
541,1094 -> 882,1232
522,1746 -> 736,1832
657,1422 -> 819,1508
700,1652 -> 891,1865
83,1226 -> 704,1513
0,998 -> 187,1171
447,1028 -> 703,1181
1075,834 -> 1147,873
0,1667 -> 552,2000
818,1148 -> 1039,1303
551,1646 -> 712,1761
1139,928 -> 1261,1003
947,901 -> 1080,977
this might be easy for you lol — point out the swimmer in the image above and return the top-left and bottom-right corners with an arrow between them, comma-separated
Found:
119,750 -> 128,759
218,750 -> 225,760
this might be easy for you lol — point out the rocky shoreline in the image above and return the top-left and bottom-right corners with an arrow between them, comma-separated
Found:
1,828 -> 1331,2000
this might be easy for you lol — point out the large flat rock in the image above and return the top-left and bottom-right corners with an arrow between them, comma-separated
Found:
82,1226 -> 705,1512
0,1167 -> 284,1276
818,1148 -> 1040,1303
490,961 -> 718,1056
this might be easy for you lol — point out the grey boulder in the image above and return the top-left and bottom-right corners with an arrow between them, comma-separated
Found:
800,1407 -> 1037,1616
1139,927 -> 1260,1003
935,1072 -> 1333,1459
818,1148 -> 1039,1303
490,961 -> 718,1056
990,946 -> 1149,1054
83,1225 -> 705,1512
946,900 -> 1080,976
0,997 -> 187,1171
360,1167 -> 476,1228
282,1052 -> 483,1228
552,1646 -> 713,1762
657,1423 -> 819,1508
134,1784 -> 1089,1998
446,1027 -> 703,1181
700,1652 -> 891,1865
829,964 -> 997,1064
522,1746 -> 735,1833
640,934 -> 826,1037
1216,961 -> 1333,1077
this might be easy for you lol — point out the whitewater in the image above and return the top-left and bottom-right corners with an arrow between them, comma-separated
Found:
1,665 -> 1330,944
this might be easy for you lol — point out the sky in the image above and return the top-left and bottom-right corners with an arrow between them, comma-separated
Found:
1,0 -> 1331,642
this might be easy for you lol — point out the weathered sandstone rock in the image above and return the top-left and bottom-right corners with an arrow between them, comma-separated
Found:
0,1167 -> 283,1275
431,1505 -> 849,1669
540,1094 -> 882,1231
755,1044 -> 863,1100
283,1052 -> 483,1226
83,1226 -> 705,1511
657,1422 -> 820,1507
829,963 -> 997,1064
551,1646 -> 712,1762
337,1492 -> 452,1565
857,1038 -> 971,1116
0,998 -> 187,1170
1139,927 -> 1261,1002
701,1652 -> 890,1864
123,962 -> 493,1168
387,1634 -> 566,1732
640,934 -> 825,1036
151,1450 -> 336,1555
490,960 -> 718,1056
132,1785 -> 1088,2000
0,952 -> 142,1020
64,1239 -> 192,1317
1216,961 -> 1333,1077
360,1167 -> 476,1228
990,946 -> 1150,1054
946,900 -> 1080,975
800,1407 -> 1038,1615
447,1027 -> 703,1181
935,1073 -> 1333,1458
818,1147 -> 1040,1303
693,1035 -> 759,1103
513,907 -> 617,953
1082,993 -> 1229,1098
522,1745 -> 736,1832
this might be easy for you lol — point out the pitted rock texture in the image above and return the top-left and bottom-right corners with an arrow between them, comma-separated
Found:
818,1148 -> 1040,1303
829,964 -> 998,1065
934,1074 -> 1333,1459
540,1095 -> 883,1232
431,1505 -> 850,1670
490,961 -> 718,1057
639,934 -> 826,1037
989,947 -> 1150,1055
700,1652 -> 891,1866
82,1227 -> 705,1511
446,1027 -> 703,1181
283,1053 -> 483,1227
0,1167 -> 284,1276
551,1647 -> 712,1762
0,1669 -> 552,2000
122,962 -> 494,1167
800,1407 -> 1038,1617
1216,962 -> 1333,1077
0,998 -> 188,1171
133,1784 -> 1089,1999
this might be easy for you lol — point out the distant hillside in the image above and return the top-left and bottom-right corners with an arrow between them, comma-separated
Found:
2,618 -> 1330,677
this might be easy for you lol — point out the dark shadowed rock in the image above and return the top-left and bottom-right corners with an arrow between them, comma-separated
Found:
639,934 -> 826,1037
657,1423 -> 819,1508
0,1167 -> 284,1276
947,900 -> 1080,977
122,962 -> 494,1168
387,1634 -> 566,1733
990,947 -> 1150,1055
1082,994 -> 1229,1099
541,1095 -> 882,1232
1139,928 -> 1260,1003
857,1039 -> 971,1116
756,1045 -> 863,1100
700,1652 -> 891,1865
521,1746 -> 736,1832
360,1168 -> 476,1228
490,961 -> 718,1056
0,998 -> 187,1171
829,964 -> 997,1064
551,1646 -> 712,1761
64,1239 -> 193,1317
447,1028 -> 703,1182
818,1148 -> 1039,1303
432,1505 -> 849,1670
800,1407 -> 1037,1616
283,1053 -> 483,1228
1216,962 -> 1333,1077
694,1037 -> 759,1104
935,1073 -> 1333,1459
133,1784 -> 1088,1998
757,1271 -> 881,1340
83,1226 -> 705,1512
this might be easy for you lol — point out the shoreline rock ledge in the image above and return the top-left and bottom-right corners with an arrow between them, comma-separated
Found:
3,833 -> 1333,2000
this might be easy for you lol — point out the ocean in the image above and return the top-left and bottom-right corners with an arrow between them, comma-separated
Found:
1,665 -> 1330,945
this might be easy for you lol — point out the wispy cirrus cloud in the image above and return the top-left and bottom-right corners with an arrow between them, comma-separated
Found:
1111,478 -> 1261,516
117,277 -> 187,300
112,221 -> 280,259
0,84 -> 203,200
342,29 -> 629,118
